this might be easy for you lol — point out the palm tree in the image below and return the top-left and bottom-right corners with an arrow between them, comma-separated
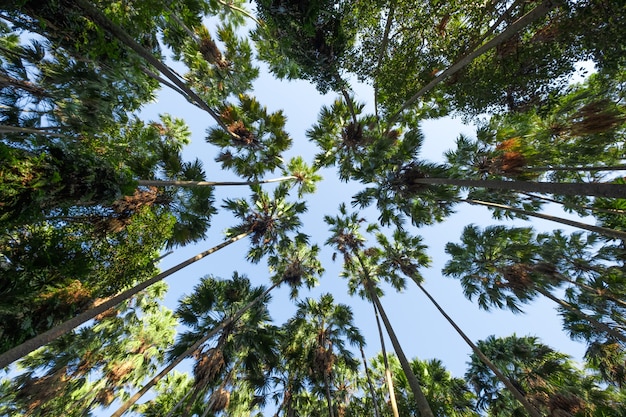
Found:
282,294 -> 364,417
375,228 -> 543,417
466,334 -> 620,416
169,273 -> 280,415
0,285 -> 176,416
325,204 -> 436,417
444,224 -> 626,343
110,273 -> 283,417
0,183 -> 306,368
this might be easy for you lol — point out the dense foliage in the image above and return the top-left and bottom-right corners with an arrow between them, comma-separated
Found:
1,0 -> 626,416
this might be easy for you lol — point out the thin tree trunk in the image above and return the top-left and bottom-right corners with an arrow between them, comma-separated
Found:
415,282 -> 543,417
463,199 -> 626,241
388,0 -> 557,126
137,176 -> 296,187
525,165 -> 626,172
535,287 -> 626,344
367,284 -> 435,417
521,192 -> 626,216
0,125 -> 70,137
74,0 -> 232,135
418,177 -> 626,199
323,372 -> 336,417
372,302 -> 400,417
0,232 -> 250,369
359,345 -> 382,417
109,281 -> 280,417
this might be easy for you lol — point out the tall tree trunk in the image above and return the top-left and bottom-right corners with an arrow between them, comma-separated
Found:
534,286 -> 626,344
110,281 -> 280,417
525,165 -> 626,172
0,232 -> 250,369
388,0 -> 557,125
137,176 -> 296,187
359,345 -> 382,417
323,372 -> 336,417
366,283 -> 435,417
415,282 -> 543,417
372,302 -> 400,417
417,177 -> 626,199
520,192 -> 626,216
73,0 -> 232,135
463,199 -> 626,241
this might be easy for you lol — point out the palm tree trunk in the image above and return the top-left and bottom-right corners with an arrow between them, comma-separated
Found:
388,0 -> 557,126
0,232 -> 250,369
415,282 -> 543,417
525,165 -> 626,172
463,199 -> 626,241
359,346 -> 382,417
371,302 -> 400,417
73,0 -> 232,135
0,125 -> 70,137
520,192 -> 626,216
110,280 -> 280,417
323,372 -> 336,417
367,284 -> 435,417
534,286 -> 626,343
137,176 -> 296,187
418,177 -> 626,199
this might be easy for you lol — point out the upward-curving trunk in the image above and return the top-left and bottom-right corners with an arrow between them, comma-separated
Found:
0,232 -> 251,369
415,281 -> 543,417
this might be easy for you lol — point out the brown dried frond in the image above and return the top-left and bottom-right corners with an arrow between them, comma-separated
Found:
530,23 -> 559,43
95,389 -> 115,406
221,106 -> 236,124
283,261 -> 303,285
393,164 -> 427,196
495,35 -> 520,59
569,100 -> 625,136
112,187 -> 159,214
228,120 -> 257,146
342,122 -> 364,148
549,393 -> 585,416
209,388 -> 231,412
312,346 -> 336,378
199,34 -> 226,66
18,367 -> 68,412
495,151 -> 527,174
107,360 -> 136,384
194,348 -> 225,387
502,264 -> 534,291
94,306 -> 119,321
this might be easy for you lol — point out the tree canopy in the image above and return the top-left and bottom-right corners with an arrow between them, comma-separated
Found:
1,0 -> 626,416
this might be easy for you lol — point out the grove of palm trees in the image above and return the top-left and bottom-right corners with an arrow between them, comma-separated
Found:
1,0 -> 626,416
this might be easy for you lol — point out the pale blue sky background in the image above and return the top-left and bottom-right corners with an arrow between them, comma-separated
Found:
144,60 -> 588,386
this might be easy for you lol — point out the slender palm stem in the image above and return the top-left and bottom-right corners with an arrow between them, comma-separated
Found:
463,199 -> 626,241
0,232 -> 250,369
137,176 -> 297,187
368,288 -> 435,417
387,0 -> 557,126
521,192 -> 626,215
534,287 -> 626,343
109,281 -> 279,417
419,177 -> 626,198
415,282 -> 543,417
372,302 -> 400,417
359,345 -> 382,417
74,0 -> 233,135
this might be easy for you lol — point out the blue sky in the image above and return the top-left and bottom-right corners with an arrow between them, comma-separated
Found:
143,61 -> 588,385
